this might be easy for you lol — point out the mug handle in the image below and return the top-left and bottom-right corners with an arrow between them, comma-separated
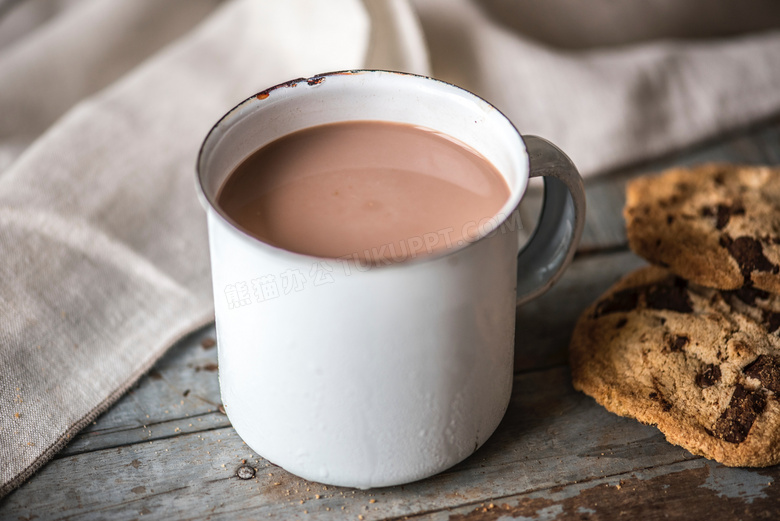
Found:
515,135 -> 586,306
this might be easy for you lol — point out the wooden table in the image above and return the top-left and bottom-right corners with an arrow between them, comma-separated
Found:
3,118 -> 780,520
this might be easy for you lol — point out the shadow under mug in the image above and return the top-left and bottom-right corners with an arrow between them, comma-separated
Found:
196,70 -> 586,489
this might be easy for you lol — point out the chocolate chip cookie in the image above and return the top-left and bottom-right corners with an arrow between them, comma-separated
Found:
625,164 -> 780,294
570,265 -> 780,466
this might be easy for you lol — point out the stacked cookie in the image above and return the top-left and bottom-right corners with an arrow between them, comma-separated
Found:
570,164 -> 780,466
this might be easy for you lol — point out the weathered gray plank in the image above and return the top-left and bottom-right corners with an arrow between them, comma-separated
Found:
514,249 -> 647,371
60,410 -> 230,458
1,365 -> 701,521
58,327 -> 225,457
409,458 -> 779,520
759,123 -> 780,163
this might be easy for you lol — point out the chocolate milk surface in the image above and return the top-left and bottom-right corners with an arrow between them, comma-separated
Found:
217,121 -> 510,263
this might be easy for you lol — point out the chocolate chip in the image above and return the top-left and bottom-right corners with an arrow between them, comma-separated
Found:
615,318 -> 628,329
595,288 -> 639,317
765,312 -> 780,335
721,236 -> 777,280
712,384 -> 766,443
714,203 -> 746,230
743,355 -> 780,393
667,215 -> 675,225
702,202 -> 744,231
645,282 -> 693,313
727,286 -> 770,305
696,364 -> 721,388
713,172 -> 725,185
716,205 -> 730,230
670,335 -> 689,352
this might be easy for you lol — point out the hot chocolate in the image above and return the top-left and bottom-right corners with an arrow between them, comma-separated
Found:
217,120 -> 510,263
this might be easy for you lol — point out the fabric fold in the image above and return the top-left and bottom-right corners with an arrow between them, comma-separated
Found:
413,0 -> 780,175
0,0 -> 223,172
0,0 -> 379,498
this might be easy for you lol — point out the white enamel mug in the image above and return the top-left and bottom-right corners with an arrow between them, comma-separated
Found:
196,70 -> 585,489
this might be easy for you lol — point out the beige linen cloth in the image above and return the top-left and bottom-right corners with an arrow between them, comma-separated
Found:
1,0 -> 779,498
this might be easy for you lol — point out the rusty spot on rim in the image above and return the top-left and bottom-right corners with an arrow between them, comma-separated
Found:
256,93 -> 269,100
279,78 -> 303,88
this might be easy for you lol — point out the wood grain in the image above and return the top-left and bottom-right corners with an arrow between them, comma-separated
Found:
514,249 -> 646,371
1,366 -> 701,521
58,329 -> 227,458
420,459 -> 779,521
2,118 -> 780,520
